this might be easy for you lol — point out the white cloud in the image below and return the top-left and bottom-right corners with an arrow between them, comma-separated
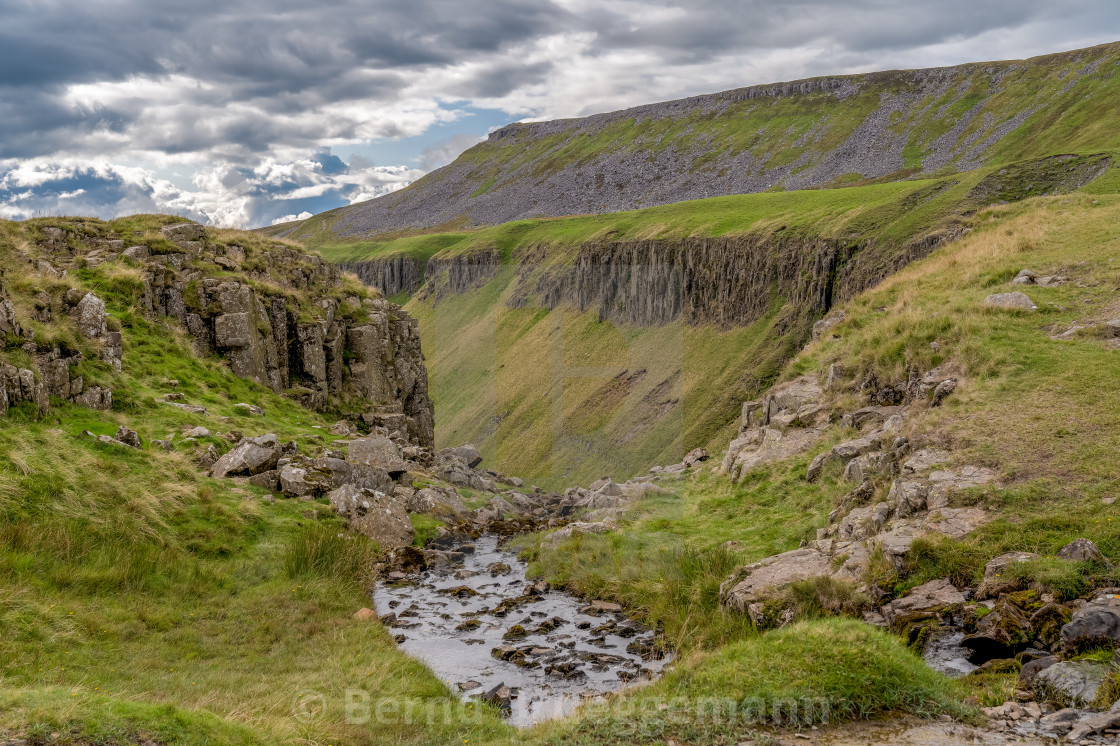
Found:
272,211 -> 313,225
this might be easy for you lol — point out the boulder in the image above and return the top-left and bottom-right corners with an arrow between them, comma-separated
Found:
930,379 -> 957,406
248,470 -> 280,491
812,311 -> 845,341
731,426 -> 824,481
1018,655 -> 1059,689
233,403 -> 265,416
1037,707 -> 1081,735
161,222 -> 207,243
1056,538 -> 1108,564
881,579 -> 965,628
345,435 -> 408,474
1060,593 -> 1120,654
114,426 -> 142,449
683,447 -> 709,467
902,449 -> 951,475
1030,603 -> 1072,647
983,292 -> 1037,311
439,444 -> 483,468
182,426 -> 211,439
766,375 -> 822,415
209,434 -> 281,479
1106,319 -> 1120,338
327,484 -> 413,548
831,435 -> 881,462
74,293 -> 107,338
591,478 -> 624,497
962,597 -> 1033,663
976,551 -> 1039,599
545,521 -> 612,544
279,456 -> 392,498
843,406 -> 903,431
835,502 -> 892,541
408,487 -> 468,516
1033,661 -> 1109,708
425,550 -> 466,570
94,434 -> 132,448
805,450 -> 832,483
719,548 -> 833,612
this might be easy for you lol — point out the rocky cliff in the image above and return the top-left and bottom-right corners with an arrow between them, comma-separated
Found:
272,42 -> 1120,241
509,233 -> 946,329
337,256 -> 423,297
0,218 -> 434,447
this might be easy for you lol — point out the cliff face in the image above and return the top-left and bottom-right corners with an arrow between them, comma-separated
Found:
337,256 -> 423,297
0,218 -> 434,448
431,229 -> 955,330
419,250 -> 501,303
273,42 -> 1120,241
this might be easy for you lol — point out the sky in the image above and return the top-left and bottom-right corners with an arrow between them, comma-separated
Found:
1,1 -> 1119,228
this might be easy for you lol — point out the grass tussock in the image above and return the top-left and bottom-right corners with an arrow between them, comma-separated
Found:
535,619 -> 971,745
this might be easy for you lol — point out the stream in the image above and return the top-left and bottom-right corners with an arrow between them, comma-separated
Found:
374,535 -> 672,726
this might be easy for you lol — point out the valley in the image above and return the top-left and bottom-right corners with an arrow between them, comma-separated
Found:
3,40 -> 1120,746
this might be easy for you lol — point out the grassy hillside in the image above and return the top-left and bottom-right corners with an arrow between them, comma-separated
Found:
5,192 -> 1120,743
0,215 -> 996,745
0,218 -> 513,745
519,189 -> 1120,742
303,155 -> 1119,488
266,41 -> 1120,241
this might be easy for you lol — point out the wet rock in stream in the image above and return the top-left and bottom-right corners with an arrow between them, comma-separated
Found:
374,534 -> 672,726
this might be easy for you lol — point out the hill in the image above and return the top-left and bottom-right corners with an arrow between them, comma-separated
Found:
293,153 -> 1118,487
266,41 -> 1120,242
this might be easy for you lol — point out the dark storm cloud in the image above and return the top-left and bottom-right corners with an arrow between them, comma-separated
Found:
1,0 -> 1118,225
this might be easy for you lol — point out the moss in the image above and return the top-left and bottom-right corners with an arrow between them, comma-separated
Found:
973,658 -> 1022,675
1004,589 -> 1044,614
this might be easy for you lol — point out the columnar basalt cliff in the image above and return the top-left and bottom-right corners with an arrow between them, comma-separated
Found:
515,236 -> 858,328
418,249 -> 502,303
337,256 -> 423,297
444,230 -> 958,330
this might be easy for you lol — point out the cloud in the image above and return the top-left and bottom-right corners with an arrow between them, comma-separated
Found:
0,154 -> 427,227
272,211 -> 313,225
0,0 -> 1118,226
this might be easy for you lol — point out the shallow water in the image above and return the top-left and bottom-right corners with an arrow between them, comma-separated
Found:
374,535 -> 671,726
923,630 -> 977,677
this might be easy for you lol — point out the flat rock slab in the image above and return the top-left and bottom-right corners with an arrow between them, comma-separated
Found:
719,547 -> 833,611
882,579 -> 965,627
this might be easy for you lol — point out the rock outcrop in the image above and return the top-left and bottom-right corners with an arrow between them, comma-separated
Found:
337,255 -> 423,297
2,220 -> 434,441
0,280 -> 114,416
139,225 -> 433,445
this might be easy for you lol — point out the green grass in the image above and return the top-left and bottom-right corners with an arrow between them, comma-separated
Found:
515,192 -> 1120,739
531,619 -> 971,745
0,218 -> 514,745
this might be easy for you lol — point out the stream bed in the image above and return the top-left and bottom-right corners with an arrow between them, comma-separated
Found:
374,535 -> 672,726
